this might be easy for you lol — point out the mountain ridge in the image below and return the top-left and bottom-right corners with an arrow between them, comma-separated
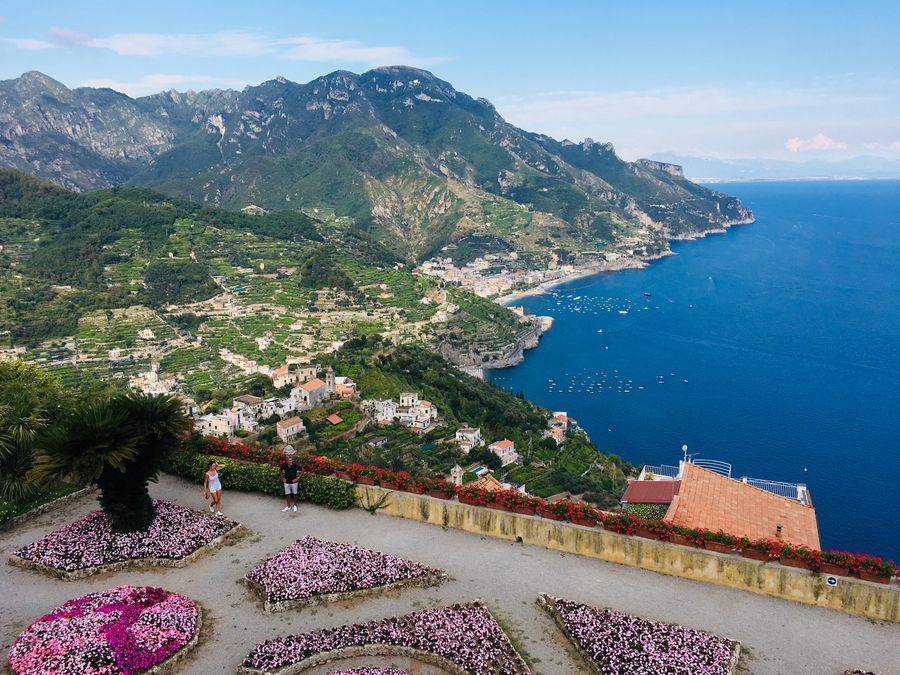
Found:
0,67 -> 753,261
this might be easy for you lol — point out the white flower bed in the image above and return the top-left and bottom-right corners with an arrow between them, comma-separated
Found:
244,536 -> 444,610
12,500 -> 236,575
243,602 -> 529,674
543,596 -> 737,675
7,585 -> 199,675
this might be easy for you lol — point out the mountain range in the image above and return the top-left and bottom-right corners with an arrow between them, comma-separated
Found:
0,67 -> 752,261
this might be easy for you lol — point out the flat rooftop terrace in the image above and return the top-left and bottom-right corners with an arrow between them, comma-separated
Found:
0,473 -> 897,674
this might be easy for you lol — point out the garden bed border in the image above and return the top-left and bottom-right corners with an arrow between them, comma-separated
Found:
537,594 -> 741,675
238,600 -> 528,675
7,518 -> 246,581
241,570 -> 448,613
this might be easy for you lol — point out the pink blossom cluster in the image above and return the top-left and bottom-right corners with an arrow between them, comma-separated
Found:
8,585 -> 198,675
244,603 -> 529,674
14,500 -> 233,572
328,669 -> 408,675
245,536 -> 443,603
553,598 -> 734,675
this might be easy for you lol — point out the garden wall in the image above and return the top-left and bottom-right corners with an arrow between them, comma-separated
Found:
354,485 -> 900,623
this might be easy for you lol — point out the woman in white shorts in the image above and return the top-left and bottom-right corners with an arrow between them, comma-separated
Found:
203,461 -> 224,516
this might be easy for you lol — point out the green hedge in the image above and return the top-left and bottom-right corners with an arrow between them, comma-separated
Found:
0,483 -> 82,526
623,503 -> 669,519
166,451 -> 355,510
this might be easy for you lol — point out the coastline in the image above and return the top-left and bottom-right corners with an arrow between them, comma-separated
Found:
494,255 -> 661,306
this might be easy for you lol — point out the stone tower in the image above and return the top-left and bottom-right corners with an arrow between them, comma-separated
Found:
450,464 -> 464,486
325,366 -> 335,392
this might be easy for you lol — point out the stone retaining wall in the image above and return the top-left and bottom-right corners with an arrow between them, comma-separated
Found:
354,485 -> 900,623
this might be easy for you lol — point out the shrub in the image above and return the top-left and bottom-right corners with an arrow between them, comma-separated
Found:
166,451 -> 354,510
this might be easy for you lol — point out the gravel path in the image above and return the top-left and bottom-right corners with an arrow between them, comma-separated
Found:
1,473 -> 897,675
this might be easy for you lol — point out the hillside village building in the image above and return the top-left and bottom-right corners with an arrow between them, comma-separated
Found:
622,460 -> 820,548
293,378 -> 329,410
488,439 -> 519,466
276,416 -> 306,442
334,376 -> 357,399
196,407 -> 256,439
364,393 -> 439,431
455,427 -> 484,453
233,394 -> 265,416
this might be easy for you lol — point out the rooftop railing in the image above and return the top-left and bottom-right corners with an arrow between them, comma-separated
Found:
741,477 -> 809,505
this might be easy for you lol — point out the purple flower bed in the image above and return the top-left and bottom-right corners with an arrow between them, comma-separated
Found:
329,670 -> 408,675
244,602 -> 529,674
8,585 -> 198,675
549,597 -> 735,675
13,500 -> 234,573
245,536 -> 444,606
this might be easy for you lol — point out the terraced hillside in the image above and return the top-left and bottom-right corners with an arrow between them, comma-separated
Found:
0,170 -> 532,393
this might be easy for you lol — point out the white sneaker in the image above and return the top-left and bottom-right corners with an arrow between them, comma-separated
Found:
282,506 -> 290,512
292,505 -> 297,512
209,504 -> 215,513
215,511 -> 223,517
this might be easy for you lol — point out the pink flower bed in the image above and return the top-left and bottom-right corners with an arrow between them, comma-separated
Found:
244,602 -> 529,674
13,500 -> 234,573
329,670 -> 408,675
549,597 -> 735,675
7,585 -> 198,675
245,536 -> 444,606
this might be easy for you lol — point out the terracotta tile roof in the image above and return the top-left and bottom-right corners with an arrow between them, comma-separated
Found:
492,439 -> 514,449
276,416 -> 302,429
470,474 -> 504,492
300,378 -> 327,391
273,365 -> 290,378
621,479 -> 681,505
326,413 -> 343,425
665,463 -> 820,548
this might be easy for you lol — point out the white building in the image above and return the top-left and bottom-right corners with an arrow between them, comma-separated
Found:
295,364 -> 319,384
276,416 -> 306,442
399,392 -> 419,407
364,394 -> 437,431
233,394 -> 265,416
455,427 -> 484,454
271,365 -> 295,389
293,378 -> 329,410
489,439 -> 519,466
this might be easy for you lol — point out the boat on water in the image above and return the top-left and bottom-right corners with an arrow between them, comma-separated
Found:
618,310 -> 629,315
643,292 -> 652,297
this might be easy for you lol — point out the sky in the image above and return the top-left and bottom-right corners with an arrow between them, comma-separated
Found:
1,1 -> 898,161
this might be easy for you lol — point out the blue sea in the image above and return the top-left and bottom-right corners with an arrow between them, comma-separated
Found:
488,181 -> 900,560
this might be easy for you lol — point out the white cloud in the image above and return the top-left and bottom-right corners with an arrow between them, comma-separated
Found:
279,36 -> 444,66
863,140 -> 900,151
0,37 -> 54,50
0,28 -> 443,66
85,30 -> 273,57
79,73 -> 247,97
785,133 -> 848,152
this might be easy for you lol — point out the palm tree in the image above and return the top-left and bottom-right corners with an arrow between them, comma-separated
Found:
0,361 -> 64,503
0,392 -> 47,502
34,392 -> 192,532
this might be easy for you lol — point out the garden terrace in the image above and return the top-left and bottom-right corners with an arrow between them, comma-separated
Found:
243,536 -> 446,612
1,474 -> 896,674
10,499 -> 240,579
